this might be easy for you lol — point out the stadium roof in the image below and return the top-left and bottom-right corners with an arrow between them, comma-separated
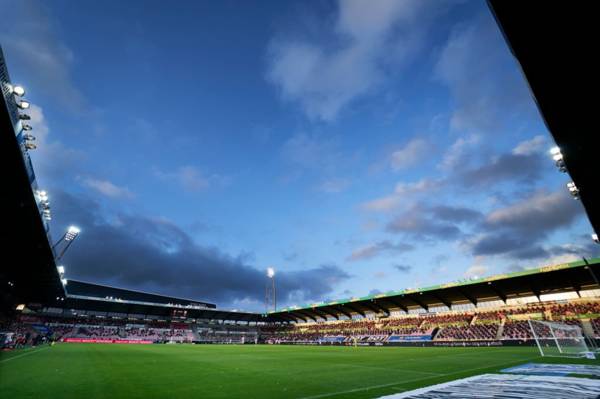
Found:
58,280 -> 265,322
66,280 -> 216,309
59,295 -> 266,323
1,46 -> 65,305
268,258 -> 600,322
489,1 -> 600,239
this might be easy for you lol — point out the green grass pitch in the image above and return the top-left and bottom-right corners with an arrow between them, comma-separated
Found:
1,343 -> 598,399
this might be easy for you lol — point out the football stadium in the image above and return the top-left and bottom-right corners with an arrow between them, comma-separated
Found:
1,2 -> 599,398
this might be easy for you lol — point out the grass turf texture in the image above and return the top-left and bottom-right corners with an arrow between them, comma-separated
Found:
1,344 -> 599,399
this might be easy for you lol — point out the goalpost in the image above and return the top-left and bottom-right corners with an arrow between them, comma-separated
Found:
528,319 -> 592,358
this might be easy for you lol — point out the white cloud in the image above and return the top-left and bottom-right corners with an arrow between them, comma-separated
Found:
464,257 -> 488,278
267,0 -> 438,121
82,178 -> 134,199
390,138 -> 429,171
362,178 -> 440,212
439,134 -> 479,171
486,190 -> 579,231
362,195 -> 400,213
464,264 -> 487,279
348,240 -> 413,261
512,135 -> 546,156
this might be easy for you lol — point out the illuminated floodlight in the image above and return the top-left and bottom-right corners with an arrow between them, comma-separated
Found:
57,265 -> 65,275
552,153 -> 563,161
54,226 -> 80,261
65,225 -> 81,241
593,233 -> 599,244
17,100 -> 30,109
61,278 -> 68,286
12,85 -> 25,97
566,181 -> 580,199
267,267 -> 275,278
549,146 -> 561,155
38,191 -> 49,202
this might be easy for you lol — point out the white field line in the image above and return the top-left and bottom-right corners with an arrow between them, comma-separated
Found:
298,356 -> 539,399
0,346 -> 49,363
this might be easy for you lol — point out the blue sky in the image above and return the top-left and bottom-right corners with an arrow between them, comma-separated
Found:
2,0 -> 597,311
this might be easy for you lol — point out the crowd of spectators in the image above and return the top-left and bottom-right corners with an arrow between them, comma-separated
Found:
64,324 -> 195,342
436,324 -> 498,340
502,321 -> 533,340
4,299 -> 600,348
264,300 -> 600,343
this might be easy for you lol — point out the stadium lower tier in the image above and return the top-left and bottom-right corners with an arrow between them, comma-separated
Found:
3,299 -> 600,348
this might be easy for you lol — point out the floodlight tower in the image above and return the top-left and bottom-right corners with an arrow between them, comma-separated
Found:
52,225 -> 81,261
266,267 -> 276,312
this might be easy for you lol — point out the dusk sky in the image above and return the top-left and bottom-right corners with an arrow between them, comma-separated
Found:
2,0 -> 597,311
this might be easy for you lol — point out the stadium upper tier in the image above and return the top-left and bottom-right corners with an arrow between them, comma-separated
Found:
268,258 -> 600,323
65,280 -> 216,310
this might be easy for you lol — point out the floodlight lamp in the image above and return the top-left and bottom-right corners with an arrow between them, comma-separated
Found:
25,142 -> 37,150
267,267 -> 275,278
549,146 -> 561,155
593,233 -> 599,244
68,226 -> 81,234
22,124 -> 32,131
19,114 -> 31,120
17,100 -> 30,109
61,278 -> 68,286
57,265 -> 65,274
23,134 -> 35,141
12,85 -> 25,97
552,153 -> 563,161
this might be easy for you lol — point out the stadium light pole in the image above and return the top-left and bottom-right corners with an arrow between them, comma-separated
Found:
267,267 -> 276,312
53,225 -> 81,261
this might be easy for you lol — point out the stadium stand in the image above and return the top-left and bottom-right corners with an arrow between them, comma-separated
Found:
4,270 -> 600,349
258,298 -> 600,345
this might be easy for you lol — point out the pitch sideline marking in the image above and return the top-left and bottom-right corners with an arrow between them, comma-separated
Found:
298,356 -> 540,399
0,346 -> 49,363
